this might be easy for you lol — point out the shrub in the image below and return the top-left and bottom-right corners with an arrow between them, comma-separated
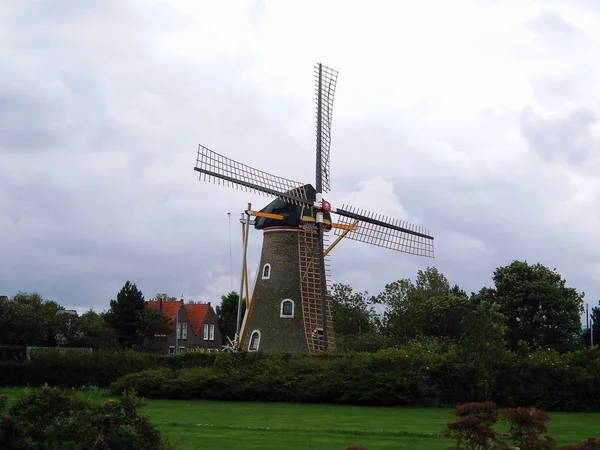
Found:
501,407 -> 556,449
442,402 -> 598,450
442,401 -> 499,449
0,384 -> 173,449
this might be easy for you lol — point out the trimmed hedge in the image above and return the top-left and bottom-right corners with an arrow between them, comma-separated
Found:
0,350 -> 160,387
2,346 -> 599,411
0,345 -> 26,361
110,347 -> 600,411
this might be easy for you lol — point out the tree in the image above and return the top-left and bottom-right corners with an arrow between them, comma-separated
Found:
329,284 -> 385,352
137,307 -> 172,341
330,284 -> 377,334
484,261 -> 584,352
376,267 -> 470,345
71,310 -> 119,350
0,292 -> 72,347
216,291 -> 245,345
104,281 -> 147,348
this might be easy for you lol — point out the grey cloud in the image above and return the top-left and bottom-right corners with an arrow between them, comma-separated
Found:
524,10 -> 588,49
529,71 -> 596,110
521,107 -> 598,165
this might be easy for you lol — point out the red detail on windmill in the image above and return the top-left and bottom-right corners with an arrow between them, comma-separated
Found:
320,200 -> 332,212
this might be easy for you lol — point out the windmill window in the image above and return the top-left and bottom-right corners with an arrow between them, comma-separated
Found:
262,263 -> 271,279
248,330 -> 261,351
280,299 -> 295,318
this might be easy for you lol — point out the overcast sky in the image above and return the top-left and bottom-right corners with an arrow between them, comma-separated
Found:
2,0 -> 600,313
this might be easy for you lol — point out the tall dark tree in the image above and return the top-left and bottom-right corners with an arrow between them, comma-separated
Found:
104,281 -> 147,348
483,260 -> 584,352
216,291 -> 245,345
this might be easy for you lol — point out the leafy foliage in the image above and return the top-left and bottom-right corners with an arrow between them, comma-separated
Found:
0,292 -> 75,347
442,401 -> 499,449
501,407 -> 555,449
0,384 -> 172,449
481,261 -> 584,352
108,346 -> 600,411
443,402 -> 597,450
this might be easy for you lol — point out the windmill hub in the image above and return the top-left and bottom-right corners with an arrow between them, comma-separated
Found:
317,200 -> 332,212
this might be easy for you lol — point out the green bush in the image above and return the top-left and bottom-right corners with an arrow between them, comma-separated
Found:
0,384 -> 173,449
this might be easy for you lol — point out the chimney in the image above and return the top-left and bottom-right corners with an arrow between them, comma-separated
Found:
159,298 -> 163,310
180,298 -> 184,304
208,302 -> 211,306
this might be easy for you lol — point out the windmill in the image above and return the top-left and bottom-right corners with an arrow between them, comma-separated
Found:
194,63 -> 434,352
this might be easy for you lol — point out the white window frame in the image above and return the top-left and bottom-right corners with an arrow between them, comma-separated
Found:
182,322 -> 188,340
261,263 -> 271,280
280,299 -> 295,318
176,323 -> 181,339
209,323 -> 215,341
203,323 -> 209,340
248,330 -> 261,351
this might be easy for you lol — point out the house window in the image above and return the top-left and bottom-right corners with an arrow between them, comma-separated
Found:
182,322 -> 188,340
168,346 -> 175,355
248,330 -> 261,351
176,323 -> 181,339
262,263 -> 271,279
280,299 -> 295,318
209,324 -> 215,341
203,323 -> 209,340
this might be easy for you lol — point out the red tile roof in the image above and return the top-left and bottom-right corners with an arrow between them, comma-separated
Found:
147,300 -> 182,324
184,303 -> 210,335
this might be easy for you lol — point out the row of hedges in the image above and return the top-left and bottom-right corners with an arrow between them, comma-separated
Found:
0,345 -> 26,361
0,350 -> 161,387
112,347 -> 600,411
2,346 -> 599,411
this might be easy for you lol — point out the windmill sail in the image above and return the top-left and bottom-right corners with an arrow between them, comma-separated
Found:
194,145 -> 310,205
334,204 -> 434,257
314,63 -> 338,194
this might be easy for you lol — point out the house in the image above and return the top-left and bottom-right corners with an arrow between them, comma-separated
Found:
145,299 -> 222,355
184,302 -> 222,351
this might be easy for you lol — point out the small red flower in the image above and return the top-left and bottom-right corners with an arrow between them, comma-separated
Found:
108,419 -> 114,424
100,442 -> 107,447
144,420 -> 150,425
2,414 -> 9,420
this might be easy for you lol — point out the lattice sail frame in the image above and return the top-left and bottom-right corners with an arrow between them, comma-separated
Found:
314,64 -> 338,194
195,145 -> 307,205
334,205 -> 435,258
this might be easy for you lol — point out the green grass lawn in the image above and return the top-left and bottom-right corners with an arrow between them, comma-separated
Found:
1,387 -> 598,449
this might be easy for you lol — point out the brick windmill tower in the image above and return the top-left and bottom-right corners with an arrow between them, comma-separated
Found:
194,63 -> 434,352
